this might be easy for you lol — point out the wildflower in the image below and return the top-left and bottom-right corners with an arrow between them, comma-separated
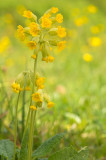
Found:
57,26 -> 66,38
51,7 -> 58,13
56,14 -> 63,23
29,22 -> 39,37
57,41 -> 66,51
30,105 -> 37,110
47,101 -> 54,108
23,10 -> 32,18
41,16 -> 52,28
0,36 -> 10,53
11,82 -> 23,93
31,54 -> 36,59
48,56 -> 55,62
17,25 -> 25,41
36,77 -> 45,90
83,53 -> 93,62
27,41 -> 37,50
25,86 -> 31,91
89,37 -> 102,47
91,26 -> 100,34
74,16 -> 88,27
88,5 -> 97,13
32,93 -> 42,102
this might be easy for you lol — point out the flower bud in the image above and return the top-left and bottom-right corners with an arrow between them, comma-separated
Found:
42,41 -> 50,58
49,28 -> 58,36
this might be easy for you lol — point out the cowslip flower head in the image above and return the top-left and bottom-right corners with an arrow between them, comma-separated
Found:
36,77 -> 45,90
83,53 -> 93,62
56,14 -> 63,23
41,16 -> 52,28
17,25 -> 25,41
27,41 -> 37,50
57,26 -> 66,38
23,10 -> 32,18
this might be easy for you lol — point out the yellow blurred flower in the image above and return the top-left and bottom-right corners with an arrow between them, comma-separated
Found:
31,54 -> 37,59
57,26 -> 66,38
41,16 -> 52,28
23,10 -> 32,18
27,41 -> 37,50
11,82 -> 23,93
56,13 -> 63,23
74,16 -> 88,27
89,37 -> 102,47
42,56 -> 54,63
47,101 -> 54,108
32,92 -> 42,102
88,5 -> 97,13
30,105 -> 37,110
83,53 -> 93,62
29,22 -> 39,37
51,7 -> 58,13
25,86 -> 31,91
0,36 -> 10,54
57,41 -> 66,51
91,26 -> 100,34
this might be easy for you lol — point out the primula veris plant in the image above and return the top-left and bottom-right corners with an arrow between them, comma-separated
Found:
0,7 -> 88,160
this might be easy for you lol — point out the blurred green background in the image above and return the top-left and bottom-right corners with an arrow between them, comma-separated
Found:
0,0 -> 106,160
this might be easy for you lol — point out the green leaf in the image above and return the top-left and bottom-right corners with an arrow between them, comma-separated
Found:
19,130 -> 28,160
0,139 -> 14,160
48,146 -> 88,160
32,133 -> 65,159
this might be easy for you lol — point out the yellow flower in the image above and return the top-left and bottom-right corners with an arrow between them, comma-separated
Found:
11,82 -> 23,93
74,16 -> 88,27
27,41 -> 37,50
42,56 -> 54,63
23,10 -> 32,18
31,54 -> 37,59
91,26 -> 100,34
51,7 -> 58,13
47,102 -> 54,108
57,26 -> 66,38
29,22 -> 39,37
57,41 -> 66,51
0,36 -> 10,53
25,86 -> 31,91
17,25 -> 25,41
41,16 -> 52,28
89,37 -> 102,47
88,5 -> 97,13
56,14 -> 63,23
83,53 -> 93,62
32,93 -> 42,102
36,77 -> 45,90
30,105 -> 37,110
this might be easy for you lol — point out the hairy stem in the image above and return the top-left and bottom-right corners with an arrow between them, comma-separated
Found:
13,92 -> 20,160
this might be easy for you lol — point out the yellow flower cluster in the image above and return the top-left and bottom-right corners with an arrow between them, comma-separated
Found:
36,77 -> 45,90
11,82 -> 23,93
16,7 -> 66,61
30,105 -> 37,110
32,92 -> 42,103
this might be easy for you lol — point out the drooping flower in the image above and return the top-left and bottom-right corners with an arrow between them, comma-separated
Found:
32,93 -> 42,102
11,82 -> 23,93
31,54 -> 37,59
29,22 -> 39,36
41,16 -> 52,28
25,86 -> 31,91
51,7 -> 58,13
47,102 -> 54,108
23,10 -> 32,18
17,25 -> 25,41
36,77 -> 45,90
30,105 -> 37,110
57,41 -> 66,51
57,26 -> 66,38
56,14 -> 63,23
27,41 -> 37,50
83,53 -> 93,62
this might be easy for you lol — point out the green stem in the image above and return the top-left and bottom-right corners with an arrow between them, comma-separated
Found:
13,92 -> 20,160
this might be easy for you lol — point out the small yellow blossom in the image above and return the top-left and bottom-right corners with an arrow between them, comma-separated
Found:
31,54 -> 36,59
41,17 -> 52,28
30,105 -> 37,110
89,37 -> 102,47
47,102 -> 54,108
17,25 -> 25,41
11,82 -> 23,93
91,26 -> 100,34
74,16 -> 88,27
23,10 -> 32,18
88,5 -> 97,13
42,56 -> 54,63
0,36 -> 10,53
32,93 -> 42,102
25,86 -> 31,91
27,41 -> 37,50
56,14 -> 63,23
51,7 -> 58,13
83,53 -> 93,62
29,22 -> 39,37
36,77 -> 45,90
57,26 -> 66,38
57,41 -> 66,51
